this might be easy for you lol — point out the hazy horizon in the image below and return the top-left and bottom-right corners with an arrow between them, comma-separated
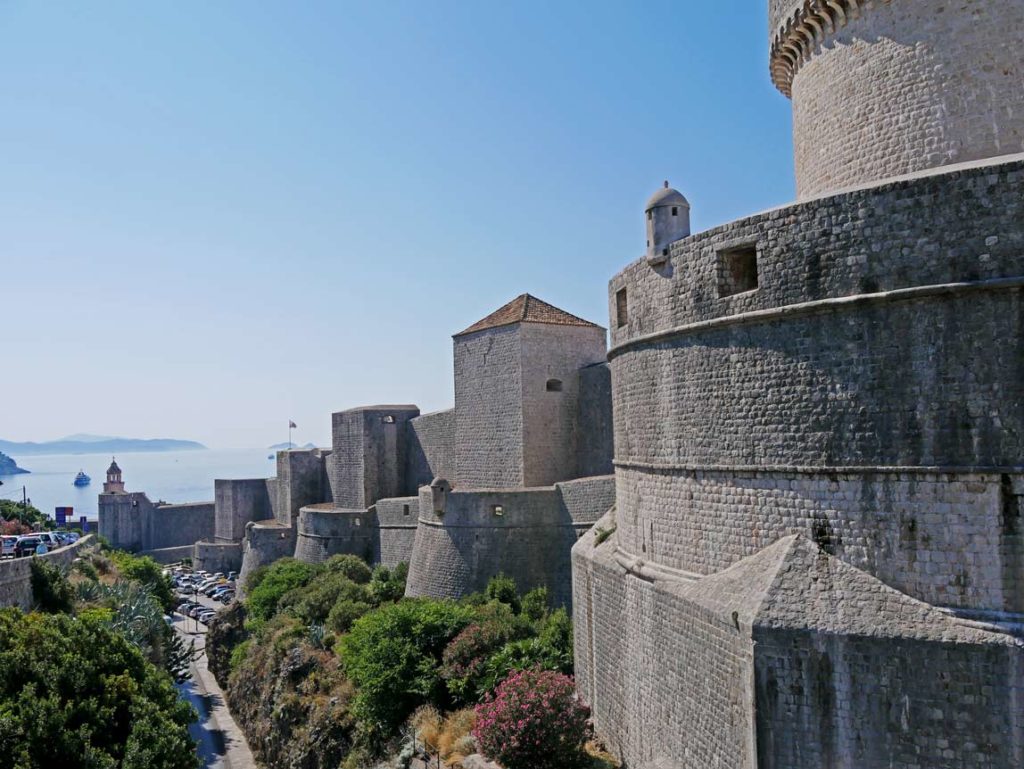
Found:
2,2 -> 794,449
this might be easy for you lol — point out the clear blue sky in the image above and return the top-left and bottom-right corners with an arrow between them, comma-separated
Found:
1,1 -> 794,449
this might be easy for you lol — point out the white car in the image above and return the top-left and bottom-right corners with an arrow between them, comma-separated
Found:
1,536 -> 18,558
36,533 -> 62,551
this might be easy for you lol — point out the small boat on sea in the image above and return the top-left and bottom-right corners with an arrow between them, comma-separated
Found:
73,470 -> 91,487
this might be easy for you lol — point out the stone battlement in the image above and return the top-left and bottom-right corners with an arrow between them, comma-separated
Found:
767,0 -> 1024,197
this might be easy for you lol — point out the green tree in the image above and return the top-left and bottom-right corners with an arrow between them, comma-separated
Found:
0,609 -> 198,769
339,598 -> 476,738
484,573 -> 521,614
109,551 -> 176,612
246,558 -> 318,625
0,499 -> 47,529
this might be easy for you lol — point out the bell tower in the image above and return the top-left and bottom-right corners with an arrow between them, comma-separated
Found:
103,458 -> 125,493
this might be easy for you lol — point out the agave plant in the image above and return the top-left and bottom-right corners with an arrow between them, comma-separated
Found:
75,578 -> 195,678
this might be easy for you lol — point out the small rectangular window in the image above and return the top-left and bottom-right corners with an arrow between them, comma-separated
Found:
718,244 -> 759,297
546,379 -> 563,392
492,505 -> 504,517
402,504 -> 410,516
616,287 -> 628,328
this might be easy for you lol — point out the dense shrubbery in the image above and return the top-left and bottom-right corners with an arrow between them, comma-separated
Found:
108,551 -> 177,612
29,558 -> 74,613
0,608 -> 197,769
245,557 -> 319,626
209,560 -> 594,768
0,499 -> 48,531
440,605 -> 533,703
339,598 -> 477,738
474,669 -> 592,769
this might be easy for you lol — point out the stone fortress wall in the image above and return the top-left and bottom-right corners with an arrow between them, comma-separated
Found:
92,294 -> 616,601
101,491 -> 214,555
606,155 -> 1024,617
768,0 -> 1024,198
283,294 -> 616,601
406,409 -> 456,490
145,502 -> 214,552
0,536 -> 93,610
406,475 -> 614,608
574,1 -> 1024,765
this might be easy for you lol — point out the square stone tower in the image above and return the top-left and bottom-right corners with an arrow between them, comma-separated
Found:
453,294 -> 606,489
328,405 -> 421,507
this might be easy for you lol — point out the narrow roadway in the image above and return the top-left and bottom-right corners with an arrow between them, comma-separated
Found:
173,594 -> 257,769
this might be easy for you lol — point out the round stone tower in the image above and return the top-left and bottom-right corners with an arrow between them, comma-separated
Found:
770,0 -> 1024,198
645,181 -> 690,265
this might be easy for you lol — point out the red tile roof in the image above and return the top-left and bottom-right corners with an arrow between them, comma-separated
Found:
455,294 -> 602,337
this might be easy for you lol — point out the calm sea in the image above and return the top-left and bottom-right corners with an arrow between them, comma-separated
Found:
0,448 -> 276,521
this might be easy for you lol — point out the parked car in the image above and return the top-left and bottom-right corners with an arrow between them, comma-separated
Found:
36,533 -> 62,551
1,536 -> 18,558
15,537 -> 42,558
15,536 -> 43,557
216,591 -> 235,604
227,571 -> 238,582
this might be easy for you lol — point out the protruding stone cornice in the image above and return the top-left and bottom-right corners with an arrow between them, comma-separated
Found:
770,0 -> 890,97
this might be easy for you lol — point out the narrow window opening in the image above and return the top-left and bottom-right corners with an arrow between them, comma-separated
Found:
616,287 -> 628,328
354,517 -> 361,527
546,378 -> 563,392
402,504 -> 410,516
718,244 -> 759,297
382,415 -> 395,424
492,505 -> 504,517
671,206 -> 678,216
662,247 -> 668,257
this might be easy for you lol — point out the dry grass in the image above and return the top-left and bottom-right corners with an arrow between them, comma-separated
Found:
584,740 -> 621,768
411,706 -> 478,768
411,705 -> 443,754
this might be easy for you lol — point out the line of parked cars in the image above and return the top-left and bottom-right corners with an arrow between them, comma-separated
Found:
168,566 -> 237,625
1,531 -> 79,559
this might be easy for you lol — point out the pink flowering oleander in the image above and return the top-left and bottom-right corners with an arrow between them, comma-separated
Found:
472,668 -> 592,769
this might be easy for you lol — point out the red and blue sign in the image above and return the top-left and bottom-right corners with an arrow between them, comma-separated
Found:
55,507 -> 73,528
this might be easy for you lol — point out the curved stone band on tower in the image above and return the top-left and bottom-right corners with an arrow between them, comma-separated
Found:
769,0 -> 1024,198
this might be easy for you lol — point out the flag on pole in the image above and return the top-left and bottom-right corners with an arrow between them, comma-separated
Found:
289,420 -> 297,429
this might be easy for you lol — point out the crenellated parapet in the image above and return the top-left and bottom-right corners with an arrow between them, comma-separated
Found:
769,0 -> 887,97
767,0 -> 1024,197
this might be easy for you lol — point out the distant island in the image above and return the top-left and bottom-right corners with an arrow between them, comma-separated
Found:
0,451 -> 28,475
268,442 -> 317,450
0,434 -> 207,457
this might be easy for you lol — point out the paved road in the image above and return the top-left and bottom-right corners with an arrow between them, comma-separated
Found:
173,594 -> 257,769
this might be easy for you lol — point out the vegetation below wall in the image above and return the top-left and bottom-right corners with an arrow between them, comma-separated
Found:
207,559 -> 612,769
0,541 -> 200,768
0,498 -> 49,534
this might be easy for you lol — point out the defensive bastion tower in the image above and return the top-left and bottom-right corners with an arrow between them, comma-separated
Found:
573,2 -> 1024,768
771,0 -> 1024,198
